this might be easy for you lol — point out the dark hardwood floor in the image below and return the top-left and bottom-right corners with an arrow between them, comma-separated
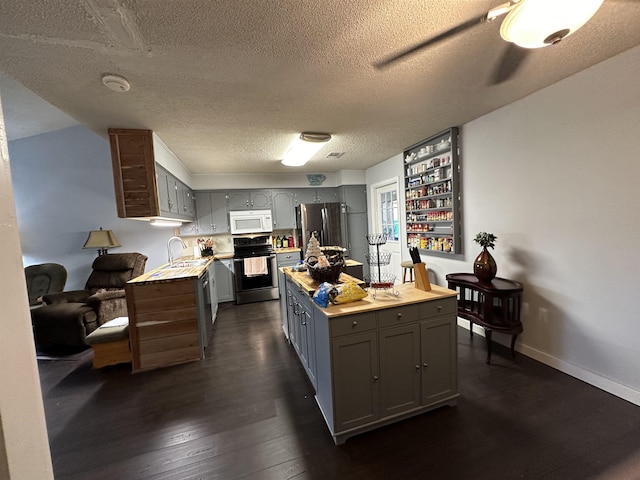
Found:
38,300 -> 640,479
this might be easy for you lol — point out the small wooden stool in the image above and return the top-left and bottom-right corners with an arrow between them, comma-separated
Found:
401,260 -> 415,283
86,317 -> 131,368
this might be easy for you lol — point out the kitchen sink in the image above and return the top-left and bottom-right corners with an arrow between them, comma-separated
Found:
167,259 -> 210,269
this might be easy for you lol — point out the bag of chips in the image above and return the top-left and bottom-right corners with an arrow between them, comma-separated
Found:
313,282 -> 336,308
329,281 -> 368,305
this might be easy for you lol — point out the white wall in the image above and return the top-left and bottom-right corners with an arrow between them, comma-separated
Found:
376,45 -> 640,405
10,126 -> 180,288
0,90 -> 54,478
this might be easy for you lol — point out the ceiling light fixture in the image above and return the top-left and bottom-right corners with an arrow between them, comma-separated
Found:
500,0 -> 604,49
101,74 -> 131,92
281,132 -> 332,167
149,218 -> 182,227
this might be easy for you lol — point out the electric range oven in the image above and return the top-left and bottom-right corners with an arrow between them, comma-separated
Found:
233,235 -> 279,304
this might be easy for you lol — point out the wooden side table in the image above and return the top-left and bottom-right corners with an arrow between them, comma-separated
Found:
446,273 -> 523,364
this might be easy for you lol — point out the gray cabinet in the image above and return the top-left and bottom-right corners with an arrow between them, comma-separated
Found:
306,290 -> 458,444
178,181 -> 195,218
193,191 -> 229,235
283,276 -> 317,389
292,188 -> 338,205
334,185 -> 369,277
156,165 -> 172,214
227,190 -> 272,210
420,316 -> 457,405
214,258 -> 234,303
156,164 -> 195,222
332,330 -> 379,431
272,190 -> 296,229
346,212 -> 369,279
276,251 -> 301,268
379,323 -> 421,418
339,185 -> 367,213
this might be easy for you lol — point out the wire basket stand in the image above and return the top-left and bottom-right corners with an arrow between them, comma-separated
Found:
365,234 -> 399,298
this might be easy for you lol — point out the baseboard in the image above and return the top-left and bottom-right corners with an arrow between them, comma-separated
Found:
456,319 -> 640,407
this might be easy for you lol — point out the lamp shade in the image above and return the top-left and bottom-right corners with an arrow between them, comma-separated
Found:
83,228 -> 121,255
500,0 -> 604,49
281,132 -> 332,167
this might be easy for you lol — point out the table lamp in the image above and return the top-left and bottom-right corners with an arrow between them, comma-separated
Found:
83,227 -> 121,256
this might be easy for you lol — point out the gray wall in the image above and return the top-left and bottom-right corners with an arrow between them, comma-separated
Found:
9,125 -> 174,289
367,45 -> 640,405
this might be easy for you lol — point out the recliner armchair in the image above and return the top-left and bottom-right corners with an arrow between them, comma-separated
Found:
24,263 -> 67,308
31,253 -> 147,350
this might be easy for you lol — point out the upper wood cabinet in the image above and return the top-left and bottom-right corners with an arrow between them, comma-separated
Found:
109,128 -> 194,221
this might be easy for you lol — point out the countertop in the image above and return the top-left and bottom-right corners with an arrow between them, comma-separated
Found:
283,269 -> 365,296
282,268 -> 457,318
128,256 -> 214,284
275,247 -> 301,254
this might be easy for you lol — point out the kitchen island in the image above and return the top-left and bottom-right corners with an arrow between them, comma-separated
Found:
126,256 -> 216,372
281,268 -> 459,444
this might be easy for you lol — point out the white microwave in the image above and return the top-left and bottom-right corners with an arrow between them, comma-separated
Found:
229,210 -> 273,234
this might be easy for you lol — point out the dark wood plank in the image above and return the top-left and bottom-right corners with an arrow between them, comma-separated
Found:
38,300 -> 640,480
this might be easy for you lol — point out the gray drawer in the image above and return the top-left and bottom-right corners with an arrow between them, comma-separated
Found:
378,304 -> 419,328
330,312 -> 377,337
418,297 -> 457,319
277,251 -> 301,267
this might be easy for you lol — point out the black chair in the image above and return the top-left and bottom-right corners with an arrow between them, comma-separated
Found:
31,253 -> 147,350
25,263 -> 67,308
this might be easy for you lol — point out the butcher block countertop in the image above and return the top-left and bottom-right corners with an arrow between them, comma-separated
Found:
276,247 -> 301,254
128,256 -> 214,284
282,268 -> 457,318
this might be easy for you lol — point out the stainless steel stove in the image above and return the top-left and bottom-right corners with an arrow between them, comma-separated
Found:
233,235 -> 278,304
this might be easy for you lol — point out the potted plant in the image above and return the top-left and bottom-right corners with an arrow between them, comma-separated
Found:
473,232 -> 497,283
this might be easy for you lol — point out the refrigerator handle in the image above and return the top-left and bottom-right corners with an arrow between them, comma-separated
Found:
321,207 -> 328,246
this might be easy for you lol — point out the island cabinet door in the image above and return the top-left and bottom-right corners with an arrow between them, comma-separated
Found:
300,306 -> 317,390
286,288 -> 300,355
332,331 -> 379,432
378,324 -> 421,418
420,315 -> 458,405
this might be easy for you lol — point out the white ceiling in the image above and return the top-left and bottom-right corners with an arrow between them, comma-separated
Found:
1,0 -> 639,174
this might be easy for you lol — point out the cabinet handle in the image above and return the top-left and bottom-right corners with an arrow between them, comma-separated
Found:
352,321 -> 358,326
373,376 -> 379,381
437,305 -> 443,311
397,313 -> 403,319
423,362 -> 429,368
415,365 -> 420,370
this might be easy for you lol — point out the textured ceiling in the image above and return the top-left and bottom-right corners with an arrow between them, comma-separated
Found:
1,0 -> 640,174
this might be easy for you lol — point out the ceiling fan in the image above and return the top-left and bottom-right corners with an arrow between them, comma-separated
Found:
374,0 -> 606,82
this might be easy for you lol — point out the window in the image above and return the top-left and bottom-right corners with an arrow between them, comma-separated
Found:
379,187 -> 398,242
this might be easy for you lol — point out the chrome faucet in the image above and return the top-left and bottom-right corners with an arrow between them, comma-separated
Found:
167,236 -> 186,266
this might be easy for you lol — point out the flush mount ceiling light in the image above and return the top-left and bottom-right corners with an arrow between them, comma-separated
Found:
281,132 -> 332,167
149,218 -> 182,227
101,74 -> 131,92
500,0 -> 605,48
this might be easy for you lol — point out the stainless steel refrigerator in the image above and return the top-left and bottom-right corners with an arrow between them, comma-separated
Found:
296,202 -> 348,253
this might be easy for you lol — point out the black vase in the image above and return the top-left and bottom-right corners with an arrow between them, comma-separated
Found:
473,247 -> 497,284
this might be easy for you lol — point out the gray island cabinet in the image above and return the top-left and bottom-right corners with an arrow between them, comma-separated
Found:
281,270 -> 458,444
